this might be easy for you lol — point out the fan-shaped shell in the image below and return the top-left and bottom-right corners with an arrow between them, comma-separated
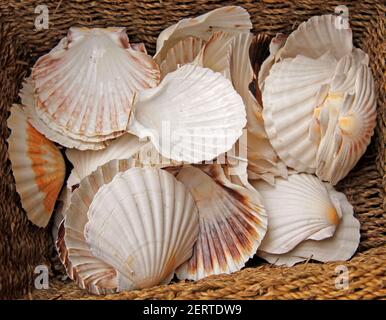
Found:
84,167 -> 199,291
66,133 -> 147,189
230,32 -> 287,184
159,36 -> 205,79
315,59 -> 376,185
58,159 -> 138,294
7,105 -> 65,227
128,64 -> 246,163
279,14 -> 353,60
175,165 -> 267,281
258,189 -> 360,266
252,174 -> 343,254
262,52 -> 338,172
155,6 -> 252,64
19,78 -> 109,150
32,27 -> 160,139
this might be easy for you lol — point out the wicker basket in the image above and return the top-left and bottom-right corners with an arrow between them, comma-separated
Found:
0,0 -> 385,300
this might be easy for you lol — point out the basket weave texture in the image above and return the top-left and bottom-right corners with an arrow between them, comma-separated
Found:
0,0 -> 385,300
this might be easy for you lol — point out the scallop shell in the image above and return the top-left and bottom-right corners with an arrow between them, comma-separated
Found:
257,33 -> 287,92
262,52 -> 338,172
19,78 -> 109,150
128,64 -> 246,163
329,49 -> 369,93
7,105 -> 65,227
258,189 -> 360,266
52,187 -> 71,243
85,167 -> 199,291
279,14 -> 353,60
155,6 -> 252,64
159,36 -> 205,79
175,165 -> 267,281
252,174 -> 344,255
32,27 -> 160,139
130,42 -> 147,54
66,133 -> 147,189
194,31 -> 233,79
315,59 -> 376,185
58,159 -> 138,294
230,33 -> 287,183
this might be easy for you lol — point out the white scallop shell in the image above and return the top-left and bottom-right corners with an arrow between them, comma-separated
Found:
175,165 -> 267,281
32,27 -> 160,139
58,159 -> 139,294
262,52 -> 338,172
155,6 -> 252,63
19,78 -> 108,150
66,133 -> 147,189
258,33 -> 287,91
128,64 -> 246,163
7,105 -> 65,227
230,32 -> 287,183
279,14 -> 353,60
251,174 -> 343,254
315,59 -> 376,185
159,36 -> 205,79
84,167 -> 199,291
258,189 -> 360,266
194,31 -> 233,79
329,49 -> 369,93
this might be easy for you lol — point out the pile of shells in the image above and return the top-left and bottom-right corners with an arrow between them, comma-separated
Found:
7,6 -> 376,294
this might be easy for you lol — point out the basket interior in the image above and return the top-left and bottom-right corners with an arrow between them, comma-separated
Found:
0,0 -> 384,300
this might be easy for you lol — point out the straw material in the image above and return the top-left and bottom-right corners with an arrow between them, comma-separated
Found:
0,0 -> 385,300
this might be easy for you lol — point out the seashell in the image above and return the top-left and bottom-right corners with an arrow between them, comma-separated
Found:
66,133 -> 147,189
329,49 -> 369,93
52,187 -> 71,243
131,141 -> 182,168
84,167 -> 199,291
229,32 -> 287,183
251,174 -> 343,255
249,33 -> 270,100
58,159 -> 139,294
159,36 -> 205,79
262,52 -> 338,172
32,27 -> 160,140
194,31 -> 234,79
315,57 -> 376,185
175,165 -> 267,281
7,105 -> 65,227
130,42 -> 147,54
278,15 -> 353,60
258,189 -> 360,266
20,78 -> 109,150
221,156 -> 251,189
257,33 -> 287,92
155,6 -> 252,64
128,64 -> 246,163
